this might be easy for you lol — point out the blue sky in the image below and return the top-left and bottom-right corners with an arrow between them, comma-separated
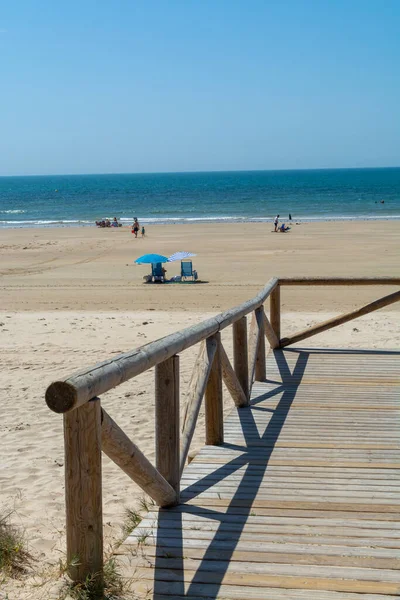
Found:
1,0 -> 399,175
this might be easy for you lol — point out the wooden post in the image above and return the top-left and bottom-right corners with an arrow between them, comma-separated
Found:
248,312 -> 260,389
180,337 -> 217,475
205,332 -> 224,445
64,398 -> 103,591
255,306 -> 266,381
233,316 -> 249,402
155,355 -> 180,502
270,284 -> 281,342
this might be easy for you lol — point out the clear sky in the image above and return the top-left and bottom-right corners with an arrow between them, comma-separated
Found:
1,0 -> 399,175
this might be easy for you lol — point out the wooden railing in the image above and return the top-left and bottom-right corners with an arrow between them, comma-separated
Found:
45,276 -> 400,590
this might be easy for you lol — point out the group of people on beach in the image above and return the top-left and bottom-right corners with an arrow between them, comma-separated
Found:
96,217 -> 122,228
95,216 -> 145,237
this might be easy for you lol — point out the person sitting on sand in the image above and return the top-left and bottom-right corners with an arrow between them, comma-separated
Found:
112,217 -> 119,227
105,218 -> 111,227
280,223 -> 290,232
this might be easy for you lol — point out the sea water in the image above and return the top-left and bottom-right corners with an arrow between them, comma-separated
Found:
0,168 -> 399,228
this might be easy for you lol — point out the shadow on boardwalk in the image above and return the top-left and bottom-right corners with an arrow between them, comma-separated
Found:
152,348 -> 309,598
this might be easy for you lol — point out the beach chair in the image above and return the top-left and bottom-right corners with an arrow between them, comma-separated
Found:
151,262 -> 165,282
181,260 -> 195,281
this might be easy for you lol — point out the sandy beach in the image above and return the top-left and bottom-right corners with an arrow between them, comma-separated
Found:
1,221 -> 399,312
0,221 -> 399,599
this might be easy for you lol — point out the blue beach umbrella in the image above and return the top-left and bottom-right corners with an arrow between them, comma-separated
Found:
134,253 -> 169,265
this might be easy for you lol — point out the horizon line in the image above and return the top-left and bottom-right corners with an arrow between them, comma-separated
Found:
1,165 -> 400,178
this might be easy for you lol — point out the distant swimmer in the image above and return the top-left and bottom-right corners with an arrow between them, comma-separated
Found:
380,200 -> 385,204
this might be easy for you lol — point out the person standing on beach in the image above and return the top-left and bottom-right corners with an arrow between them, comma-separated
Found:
274,214 -> 280,232
132,217 -> 140,238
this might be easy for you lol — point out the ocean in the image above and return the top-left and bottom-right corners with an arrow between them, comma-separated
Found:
0,168 -> 399,228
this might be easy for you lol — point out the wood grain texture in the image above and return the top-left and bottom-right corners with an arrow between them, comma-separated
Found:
64,399 -> 103,588
180,337 -> 218,474
248,312 -> 260,389
233,316 -> 249,402
101,408 -> 176,507
254,307 -> 266,381
46,277 -> 278,412
279,276 -> 400,286
119,347 -> 400,599
281,290 -> 400,347
220,342 -> 248,408
263,311 -> 280,349
155,355 -> 180,501
270,284 -> 281,341
205,333 -> 224,446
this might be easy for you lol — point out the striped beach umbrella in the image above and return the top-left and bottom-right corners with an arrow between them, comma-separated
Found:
167,251 -> 197,262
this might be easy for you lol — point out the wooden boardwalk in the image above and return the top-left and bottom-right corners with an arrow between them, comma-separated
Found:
119,347 -> 400,599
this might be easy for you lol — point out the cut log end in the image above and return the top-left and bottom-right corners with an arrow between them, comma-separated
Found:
46,381 -> 77,413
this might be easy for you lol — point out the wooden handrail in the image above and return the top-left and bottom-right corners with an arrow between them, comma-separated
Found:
280,289 -> 400,348
45,277 -> 279,414
279,277 -> 400,286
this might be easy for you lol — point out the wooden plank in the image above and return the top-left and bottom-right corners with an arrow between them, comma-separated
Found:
181,475 -> 400,489
138,580 -> 399,599
119,545 -> 400,570
156,504 -> 400,520
156,355 -> 180,501
180,485 -> 399,500
144,510 -> 400,528
139,518 -> 400,536
133,579 -> 400,599
183,497 -> 400,512
132,564 -> 400,594
128,529 -> 400,551
182,464 -> 400,478
180,337 -> 218,474
134,557 -> 400,582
